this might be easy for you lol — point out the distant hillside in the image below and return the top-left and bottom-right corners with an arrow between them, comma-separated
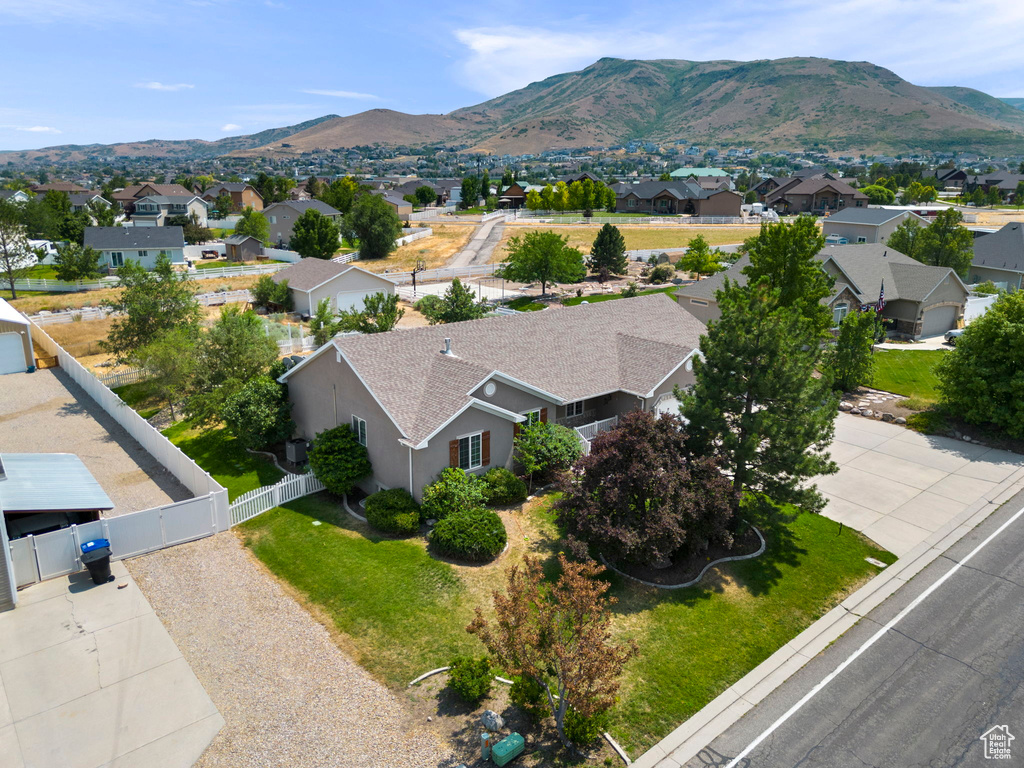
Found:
239,58 -> 1024,157
0,115 -> 339,163
1002,97 -> 1024,112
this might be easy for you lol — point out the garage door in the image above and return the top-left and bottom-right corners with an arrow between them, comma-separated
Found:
921,306 -> 958,337
336,291 -> 372,312
0,332 -> 26,375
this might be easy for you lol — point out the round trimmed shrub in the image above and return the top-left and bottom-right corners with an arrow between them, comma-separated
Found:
447,655 -> 492,704
308,424 -> 372,496
421,467 -> 487,521
482,467 -> 528,506
429,508 -> 507,562
364,488 -> 421,535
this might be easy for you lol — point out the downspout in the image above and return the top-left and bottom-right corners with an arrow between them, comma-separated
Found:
333,383 -> 338,427
408,446 -> 414,495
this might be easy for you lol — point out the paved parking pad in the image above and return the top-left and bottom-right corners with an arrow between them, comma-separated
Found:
0,562 -> 222,768
821,414 -> 1024,555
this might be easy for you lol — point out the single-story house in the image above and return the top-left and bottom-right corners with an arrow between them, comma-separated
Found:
264,200 -> 343,248
0,453 -> 114,541
969,222 -> 1024,291
200,182 -> 264,212
224,234 -> 265,262
615,181 -> 742,216
764,178 -> 868,214
823,208 -> 929,244
371,191 -> 412,223
278,294 -> 706,501
131,195 -> 209,227
668,167 -> 729,178
676,244 -> 967,338
83,226 -> 186,270
497,182 -> 527,209
271,258 -> 396,316
0,298 -> 33,375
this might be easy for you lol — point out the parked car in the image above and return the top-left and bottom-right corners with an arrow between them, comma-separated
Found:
944,329 -> 965,345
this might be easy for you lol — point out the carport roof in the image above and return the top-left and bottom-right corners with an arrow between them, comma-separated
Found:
0,453 -> 114,513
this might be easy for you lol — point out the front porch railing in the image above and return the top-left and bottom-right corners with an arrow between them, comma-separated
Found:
574,416 -> 619,456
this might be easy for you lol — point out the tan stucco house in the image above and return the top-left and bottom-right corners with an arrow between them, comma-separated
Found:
271,258 -> 396,316
279,295 -> 705,500
676,244 -> 967,338
201,183 -> 264,213
823,208 -> 928,245
969,222 -> 1024,291
264,200 -> 343,248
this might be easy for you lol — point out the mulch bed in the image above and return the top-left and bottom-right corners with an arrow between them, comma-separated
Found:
612,524 -> 762,587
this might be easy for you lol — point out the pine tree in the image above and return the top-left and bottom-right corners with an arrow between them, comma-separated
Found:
681,279 -> 838,516
589,224 -> 628,275
480,170 -> 490,200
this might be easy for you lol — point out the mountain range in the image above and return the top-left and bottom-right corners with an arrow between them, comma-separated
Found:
6,57 -> 1024,163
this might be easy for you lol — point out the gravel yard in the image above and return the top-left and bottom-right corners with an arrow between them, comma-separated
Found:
127,531 -> 456,768
0,368 -> 190,515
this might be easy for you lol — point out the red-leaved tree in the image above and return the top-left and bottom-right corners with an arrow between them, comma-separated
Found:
556,410 -> 736,566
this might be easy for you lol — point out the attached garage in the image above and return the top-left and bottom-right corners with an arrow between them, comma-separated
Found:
920,305 -> 959,338
272,258 -> 397,318
336,290 -> 377,313
0,298 -> 33,376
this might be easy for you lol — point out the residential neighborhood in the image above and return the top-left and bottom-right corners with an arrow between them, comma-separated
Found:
2,5 -> 1024,768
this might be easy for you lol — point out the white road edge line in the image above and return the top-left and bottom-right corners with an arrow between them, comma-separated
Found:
724,503 -> 1024,768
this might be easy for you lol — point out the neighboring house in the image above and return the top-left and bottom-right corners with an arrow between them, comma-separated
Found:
371,191 -> 413,223
131,195 -> 209,227
934,168 -> 967,188
0,298 -> 33,376
66,192 -> 110,214
83,226 -> 186,270
0,189 -> 31,204
967,173 -> 1024,203
676,245 -> 967,338
497,182 -> 527,209
279,295 -> 706,501
969,221 -> 1024,291
615,181 -> 742,216
111,183 -> 194,213
668,167 -> 729,178
223,234 -> 264,262
764,178 -> 868,214
0,453 -> 114,540
271,258 -> 396,315
823,209 -> 929,244
263,200 -> 343,248
30,181 -> 89,194
200,182 -> 264,212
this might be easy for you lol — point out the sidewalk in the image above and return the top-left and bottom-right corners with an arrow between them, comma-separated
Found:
874,333 -> 950,350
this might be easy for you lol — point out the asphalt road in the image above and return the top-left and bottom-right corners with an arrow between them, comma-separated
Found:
685,488 -> 1024,768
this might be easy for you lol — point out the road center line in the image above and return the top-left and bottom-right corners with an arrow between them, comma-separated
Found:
724,504 -> 1024,768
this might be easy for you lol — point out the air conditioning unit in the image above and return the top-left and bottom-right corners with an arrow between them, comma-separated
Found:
285,438 -> 308,464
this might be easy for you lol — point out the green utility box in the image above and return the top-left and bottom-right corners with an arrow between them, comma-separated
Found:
491,733 -> 525,766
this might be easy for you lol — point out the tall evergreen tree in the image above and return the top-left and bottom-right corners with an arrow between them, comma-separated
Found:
459,175 -> 481,210
589,224 -> 628,275
480,170 -> 490,200
681,279 -> 838,516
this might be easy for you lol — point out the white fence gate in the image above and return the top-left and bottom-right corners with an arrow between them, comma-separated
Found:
229,472 -> 325,526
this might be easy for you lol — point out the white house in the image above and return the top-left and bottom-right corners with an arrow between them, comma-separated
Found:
83,227 -> 186,271
271,258 -> 396,316
131,195 -> 209,227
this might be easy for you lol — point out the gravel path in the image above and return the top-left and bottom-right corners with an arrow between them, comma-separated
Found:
0,368 -> 191,515
127,532 -> 457,768
446,218 -> 504,268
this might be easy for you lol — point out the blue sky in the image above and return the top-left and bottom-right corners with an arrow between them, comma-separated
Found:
1,0 -> 1023,150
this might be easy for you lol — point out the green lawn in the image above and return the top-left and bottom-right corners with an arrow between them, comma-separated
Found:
561,285 -> 678,306
237,490 -> 893,756
27,264 -> 59,279
505,296 -> 547,312
162,422 -> 282,499
871,349 -> 946,403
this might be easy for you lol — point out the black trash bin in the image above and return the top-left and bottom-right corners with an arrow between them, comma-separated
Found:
80,538 -> 112,585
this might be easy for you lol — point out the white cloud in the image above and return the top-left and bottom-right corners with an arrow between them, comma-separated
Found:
221,123 -> 242,131
0,125 -> 61,134
135,82 -> 195,92
301,89 -> 381,100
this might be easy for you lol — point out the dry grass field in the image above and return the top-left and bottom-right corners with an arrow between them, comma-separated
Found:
353,225 -> 475,273
492,226 -> 758,261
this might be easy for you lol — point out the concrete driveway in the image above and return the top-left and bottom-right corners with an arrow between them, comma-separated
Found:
0,561 -> 222,768
820,414 -> 1024,555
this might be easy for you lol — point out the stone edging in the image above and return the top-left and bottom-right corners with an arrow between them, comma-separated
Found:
245,448 -> 302,476
630,469 -> 1024,768
600,524 -> 766,590
341,494 -> 367,523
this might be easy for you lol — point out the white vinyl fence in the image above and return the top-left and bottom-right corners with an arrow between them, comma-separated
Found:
229,472 -> 326,526
511,214 -> 752,226
29,289 -> 251,326
383,263 -> 500,285
331,252 -> 359,265
965,293 -> 998,324
395,227 -> 432,247
97,367 -> 149,388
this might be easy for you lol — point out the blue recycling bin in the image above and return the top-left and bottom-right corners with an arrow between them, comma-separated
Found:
80,539 -> 112,584
81,538 -> 110,554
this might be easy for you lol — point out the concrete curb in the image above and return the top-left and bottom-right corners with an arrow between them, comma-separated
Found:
632,478 -> 1024,768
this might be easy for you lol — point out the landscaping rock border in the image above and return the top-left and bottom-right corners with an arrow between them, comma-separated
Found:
600,524 -> 766,590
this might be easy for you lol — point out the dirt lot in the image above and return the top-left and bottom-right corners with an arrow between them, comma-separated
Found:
492,225 -> 758,261
355,224 -> 475,273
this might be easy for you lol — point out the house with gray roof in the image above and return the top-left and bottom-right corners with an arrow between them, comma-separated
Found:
676,244 -> 967,338
764,178 -> 867,214
823,208 -> 928,244
83,226 -> 185,270
271,258 -> 396,316
263,200 -> 342,248
279,294 -> 705,500
199,182 -> 263,212
614,181 -> 741,216
969,222 -> 1024,291
131,194 -> 209,227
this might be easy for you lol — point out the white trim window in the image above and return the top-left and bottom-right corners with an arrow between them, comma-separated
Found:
138,250 -> 148,260
565,400 -> 585,418
832,303 -> 849,327
110,251 -> 124,267
522,409 -> 542,425
351,415 -> 367,446
458,432 -> 483,470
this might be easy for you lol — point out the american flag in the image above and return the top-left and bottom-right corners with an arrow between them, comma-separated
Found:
877,279 -> 885,312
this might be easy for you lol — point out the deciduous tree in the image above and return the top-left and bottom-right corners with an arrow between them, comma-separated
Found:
887,218 -> 926,262
234,206 -> 270,245
499,230 -> 586,295
308,424 -> 372,495
87,198 -> 116,227
678,234 -> 723,280
290,208 -> 341,260
133,328 -> 198,419
336,291 -> 404,333
53,243 -> 102,282
343,194 -> 402,259
309,297 -> 343,346
459,175 -> 480,210
824,309 -> 882,392
914,208 -> 973,277
0,199 -> 35,298
222,375 -> 295,450
467,555 -> 637,748
419,278 -> 487,324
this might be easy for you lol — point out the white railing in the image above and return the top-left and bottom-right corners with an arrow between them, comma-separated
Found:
511,214 -> 753,226
276,335 -> 315,354
331,252 -> 359,265
11,277 -> 118,292
410,205 -> 456,221
97,367 -> 149,388
491,306 -> 521,316
229,472 -> 326,526
189,263 -> 284,279
383,263 -> 500,285
395,227 -> 433,247
575,416 -> 619,455
196,289 -> 252,306
30,306 -> 118,325
481,211 -> 507,222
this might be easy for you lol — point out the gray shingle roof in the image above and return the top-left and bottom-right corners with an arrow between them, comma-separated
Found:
83,226 -> 185,250
271,258 -> 349,291
972,222 -> 1024,273
824,208 -> 913,226
224,234 -> 261,245
317,294 -> 705,445
265,200 -> 341,217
